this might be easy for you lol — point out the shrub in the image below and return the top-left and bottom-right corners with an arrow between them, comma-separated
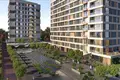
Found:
72,63 -> 76,69
15,65 -> 26,78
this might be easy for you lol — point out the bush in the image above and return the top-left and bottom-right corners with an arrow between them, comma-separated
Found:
87,71 -> 93,76
78,65 -> 83,73
15,65 -> 26,78
7,46 -> 26,79
33,64 -> 43,74
72,63 -> 76,69
95,65 -> 108,77
95,64 -> 120,77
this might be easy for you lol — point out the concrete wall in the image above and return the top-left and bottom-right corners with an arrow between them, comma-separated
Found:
103,57 -> 111,65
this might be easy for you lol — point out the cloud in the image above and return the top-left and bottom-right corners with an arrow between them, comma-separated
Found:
0,15 -> 8,31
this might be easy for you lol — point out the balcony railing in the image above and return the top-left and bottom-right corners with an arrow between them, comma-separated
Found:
90,35 -> 101,38
90,2 -> 102,8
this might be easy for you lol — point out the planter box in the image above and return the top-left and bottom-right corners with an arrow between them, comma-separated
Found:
55,60 -> 61,64
71,68 -> 80,75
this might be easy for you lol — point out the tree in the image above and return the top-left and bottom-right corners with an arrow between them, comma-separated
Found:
21,38 -> 24,43
45,44 -> 50,49
44,68 -> 51,74
13,60 -> 21,69
112,57 -> 120,64
95,65 -> 108,77
78,65 -> 83,73
72,63 -> 76,69
16,65 -> 26,79
35,43 -> 39,48
52,49 -> 60,59
75,50 -> 83,63
0,29 -> 6,42
30,43 -> 35,48
16,38 -> 24,43
67,49 -> 75,59
95,65 -> 120,77
82,72 -> 94,80
107,65 -> 120,76
29,38 -> 33,42
33,64 -> 43,74
40,27 -> 50,41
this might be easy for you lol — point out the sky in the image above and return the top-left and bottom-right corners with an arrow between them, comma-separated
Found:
0,0 -> 50,31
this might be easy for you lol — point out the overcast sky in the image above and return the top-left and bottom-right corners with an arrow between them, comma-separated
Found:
0,0 -> 50,31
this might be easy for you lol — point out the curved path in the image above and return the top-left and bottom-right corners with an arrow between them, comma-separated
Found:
2,43 -> 17,80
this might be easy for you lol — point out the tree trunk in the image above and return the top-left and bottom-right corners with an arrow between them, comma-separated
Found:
17,77 -> 22,80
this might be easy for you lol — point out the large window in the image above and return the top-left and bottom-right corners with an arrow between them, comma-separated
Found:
111,32 -> 116,37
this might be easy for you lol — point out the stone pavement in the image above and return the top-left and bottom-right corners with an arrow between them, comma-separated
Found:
2,43 -> 17,80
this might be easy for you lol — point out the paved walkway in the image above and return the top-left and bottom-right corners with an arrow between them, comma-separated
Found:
60,63 -> 80,80
2,43 -> 17,80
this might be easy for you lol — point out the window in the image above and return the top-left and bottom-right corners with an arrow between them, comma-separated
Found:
111,32 -> 116,37
109,16 -> 112,22
16,6 -> 18,9
109,24 -> 116,30
118,25 -> 120,30
105,32 -> 109,38
16,31 -> 18,33
118,3 -> 120,8
106,16 -> 109,22
105,24 -> 109,30
20,23 -> 22,26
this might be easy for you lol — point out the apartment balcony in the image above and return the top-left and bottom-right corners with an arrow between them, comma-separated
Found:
90,9 -> 102,15
90,32 -> 102,38
89,41 -> 95,45
90,20 -> 95,22
89,40 -> 102,46
90,34 -> 101,38
90,5 -> 95,8
9,0 -> 16,2
82,0 -> 88,3
90,2 -> 102,8
90,12 -> 95,15
89,26 -> 95,30
90,18 -> 102,22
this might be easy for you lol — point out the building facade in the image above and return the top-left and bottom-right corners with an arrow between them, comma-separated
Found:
50,0 -> 120,65
8,0 -> 40,42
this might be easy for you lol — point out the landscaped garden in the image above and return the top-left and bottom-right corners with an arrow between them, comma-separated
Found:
28,42 -> 120,80
7,46 -> 26,80
7,43 -> 62,79
7,42 -> 120,80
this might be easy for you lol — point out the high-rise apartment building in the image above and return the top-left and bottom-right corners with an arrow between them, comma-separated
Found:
8,0 -> 40,42
50,0 -> 120,65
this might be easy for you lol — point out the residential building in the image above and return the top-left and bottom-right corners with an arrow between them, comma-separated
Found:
8,0 -> 40,42
50,0 -> 120,65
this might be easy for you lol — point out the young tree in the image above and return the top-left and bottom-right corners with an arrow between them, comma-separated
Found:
21,38 -> 24,43
33,64 -> 43,74
72,63 -> 76,69
16,38 -> 21,43
53,49 -> 60,57
78,65 -> 83,74
95,65 -> 108,77
67,49 -> 75,59
13,60 -> 21,69
35,43 -> 39,48
30,43 -> 35,48
16,65 -> 26,80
